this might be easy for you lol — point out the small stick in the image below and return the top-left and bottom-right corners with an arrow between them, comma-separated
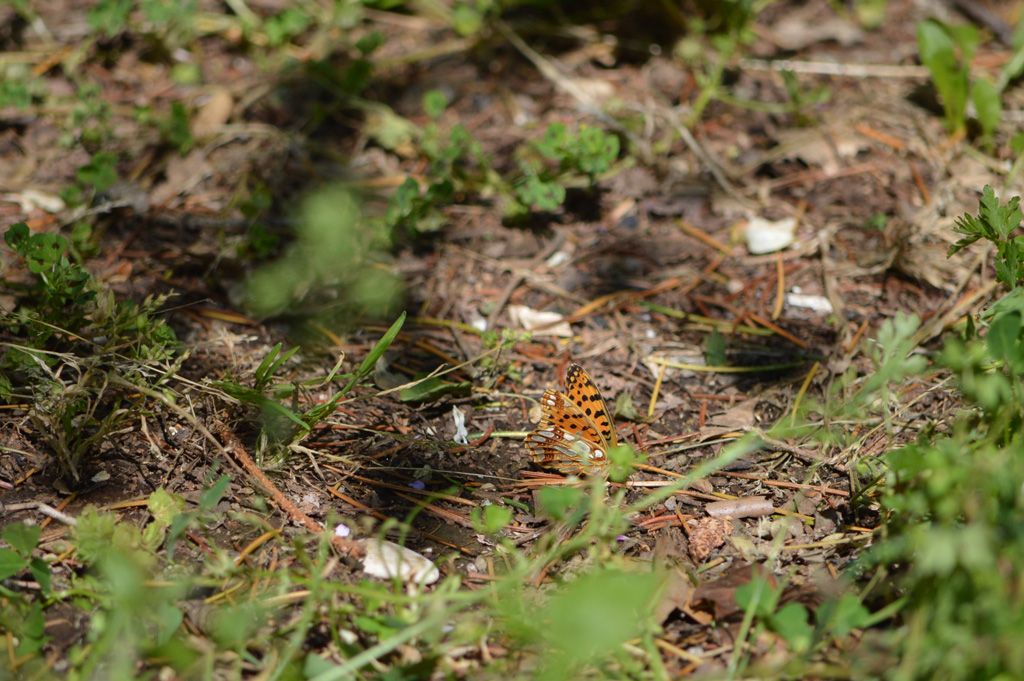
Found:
677,219 -> 732,255
1,502 -> 79,526
216,424 -> 363,557
740,58 -> 929,79
647,362 -> 667,420
789,361 -> 820,425
772,252 -> 785,321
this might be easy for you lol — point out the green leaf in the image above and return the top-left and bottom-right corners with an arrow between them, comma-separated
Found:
8,230 -> 68,274
363,104 -> 417,153
917,20 -> 969,133
15,604 -> 47,655
304,654 -> 339,677
264,7 -> 311,46
4,222 -> 29,249
770,602 -> 813,653
614,392 -> 637,421
209,601 -> 266,649
87,0 -> 132,36
452,4 -> 483,36
735,573 -> 781,618
574,125 -> 619,176
253,342 -> 300,391
535,486 -> 583,520
355,31 -> 385,55
159,101 -> 194,153
541,569 -> 663,675
0,548 -> 28,580
535,123 -> 568,159
472,504 -> 513,534
154,602 -> 184,646
986,311 -> 1023,370
516,174 -> 565,211
971,77 -> 1001,139
29,557 -> 52,593
199,475 -> 232,511
820,593 -> 871,637
423,89 -> 449,119
607,443 -> 640,483
73,507 -> 160,571
76,151 -> 119,192
147,488 -> 186,527
398,377 -> 472,403
140,0 -> 196,27
704,329 -> 726,366
3,522 -> 41,556
342,311 -> 406,394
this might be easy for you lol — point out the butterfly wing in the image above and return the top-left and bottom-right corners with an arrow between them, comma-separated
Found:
524,363 -> 618,475
536,389 -> 609,448
563,363 -> 618,447
524,423 -> 607,475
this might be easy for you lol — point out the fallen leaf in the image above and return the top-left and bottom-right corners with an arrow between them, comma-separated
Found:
692,564 -> 777,620
1,189 -> 65,214
360,538 -> 439,585
774,125 -> 868,176
191,88 -> 234,138
745,216 -> 796,255
771,9 -> 863,49
653,569 -> 694,624
785,292 -> 834,314
151,149 -> 212,207
642,350 -> 705,379
507,305 -> 572,337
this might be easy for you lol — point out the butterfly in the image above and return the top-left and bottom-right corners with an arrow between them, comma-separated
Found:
525,362 -> 619,475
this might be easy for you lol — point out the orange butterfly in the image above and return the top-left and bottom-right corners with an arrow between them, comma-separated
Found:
525,363 -> 619,475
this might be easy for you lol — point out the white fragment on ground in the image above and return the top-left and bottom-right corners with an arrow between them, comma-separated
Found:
470,317 -> 488,332
545,250 -> 570,267
642,351 -> 705,379
334,523 -> 351,538
451,405 -> 468,445
360,538 -> 440,585
2,189 -> 66,214
744,216 -> 797,254
507,305 -> 573,337
785,293 -> 834,314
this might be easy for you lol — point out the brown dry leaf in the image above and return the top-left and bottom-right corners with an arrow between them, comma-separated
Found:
886,217 -> 972,291
696,398 -> 757,440
653,526 -> 689,561
191,88 -> 234,139
151,149 -> 213,207
773,125 -> 869,176
770,6 -> 863,49
691,563 -> 777,620
706,496 -> 774,519
706,398 -> 757,429
687,517 -> 733,562
653,568 -> 695,624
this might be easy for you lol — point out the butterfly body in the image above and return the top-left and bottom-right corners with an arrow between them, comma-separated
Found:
525,363 -> 618,475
